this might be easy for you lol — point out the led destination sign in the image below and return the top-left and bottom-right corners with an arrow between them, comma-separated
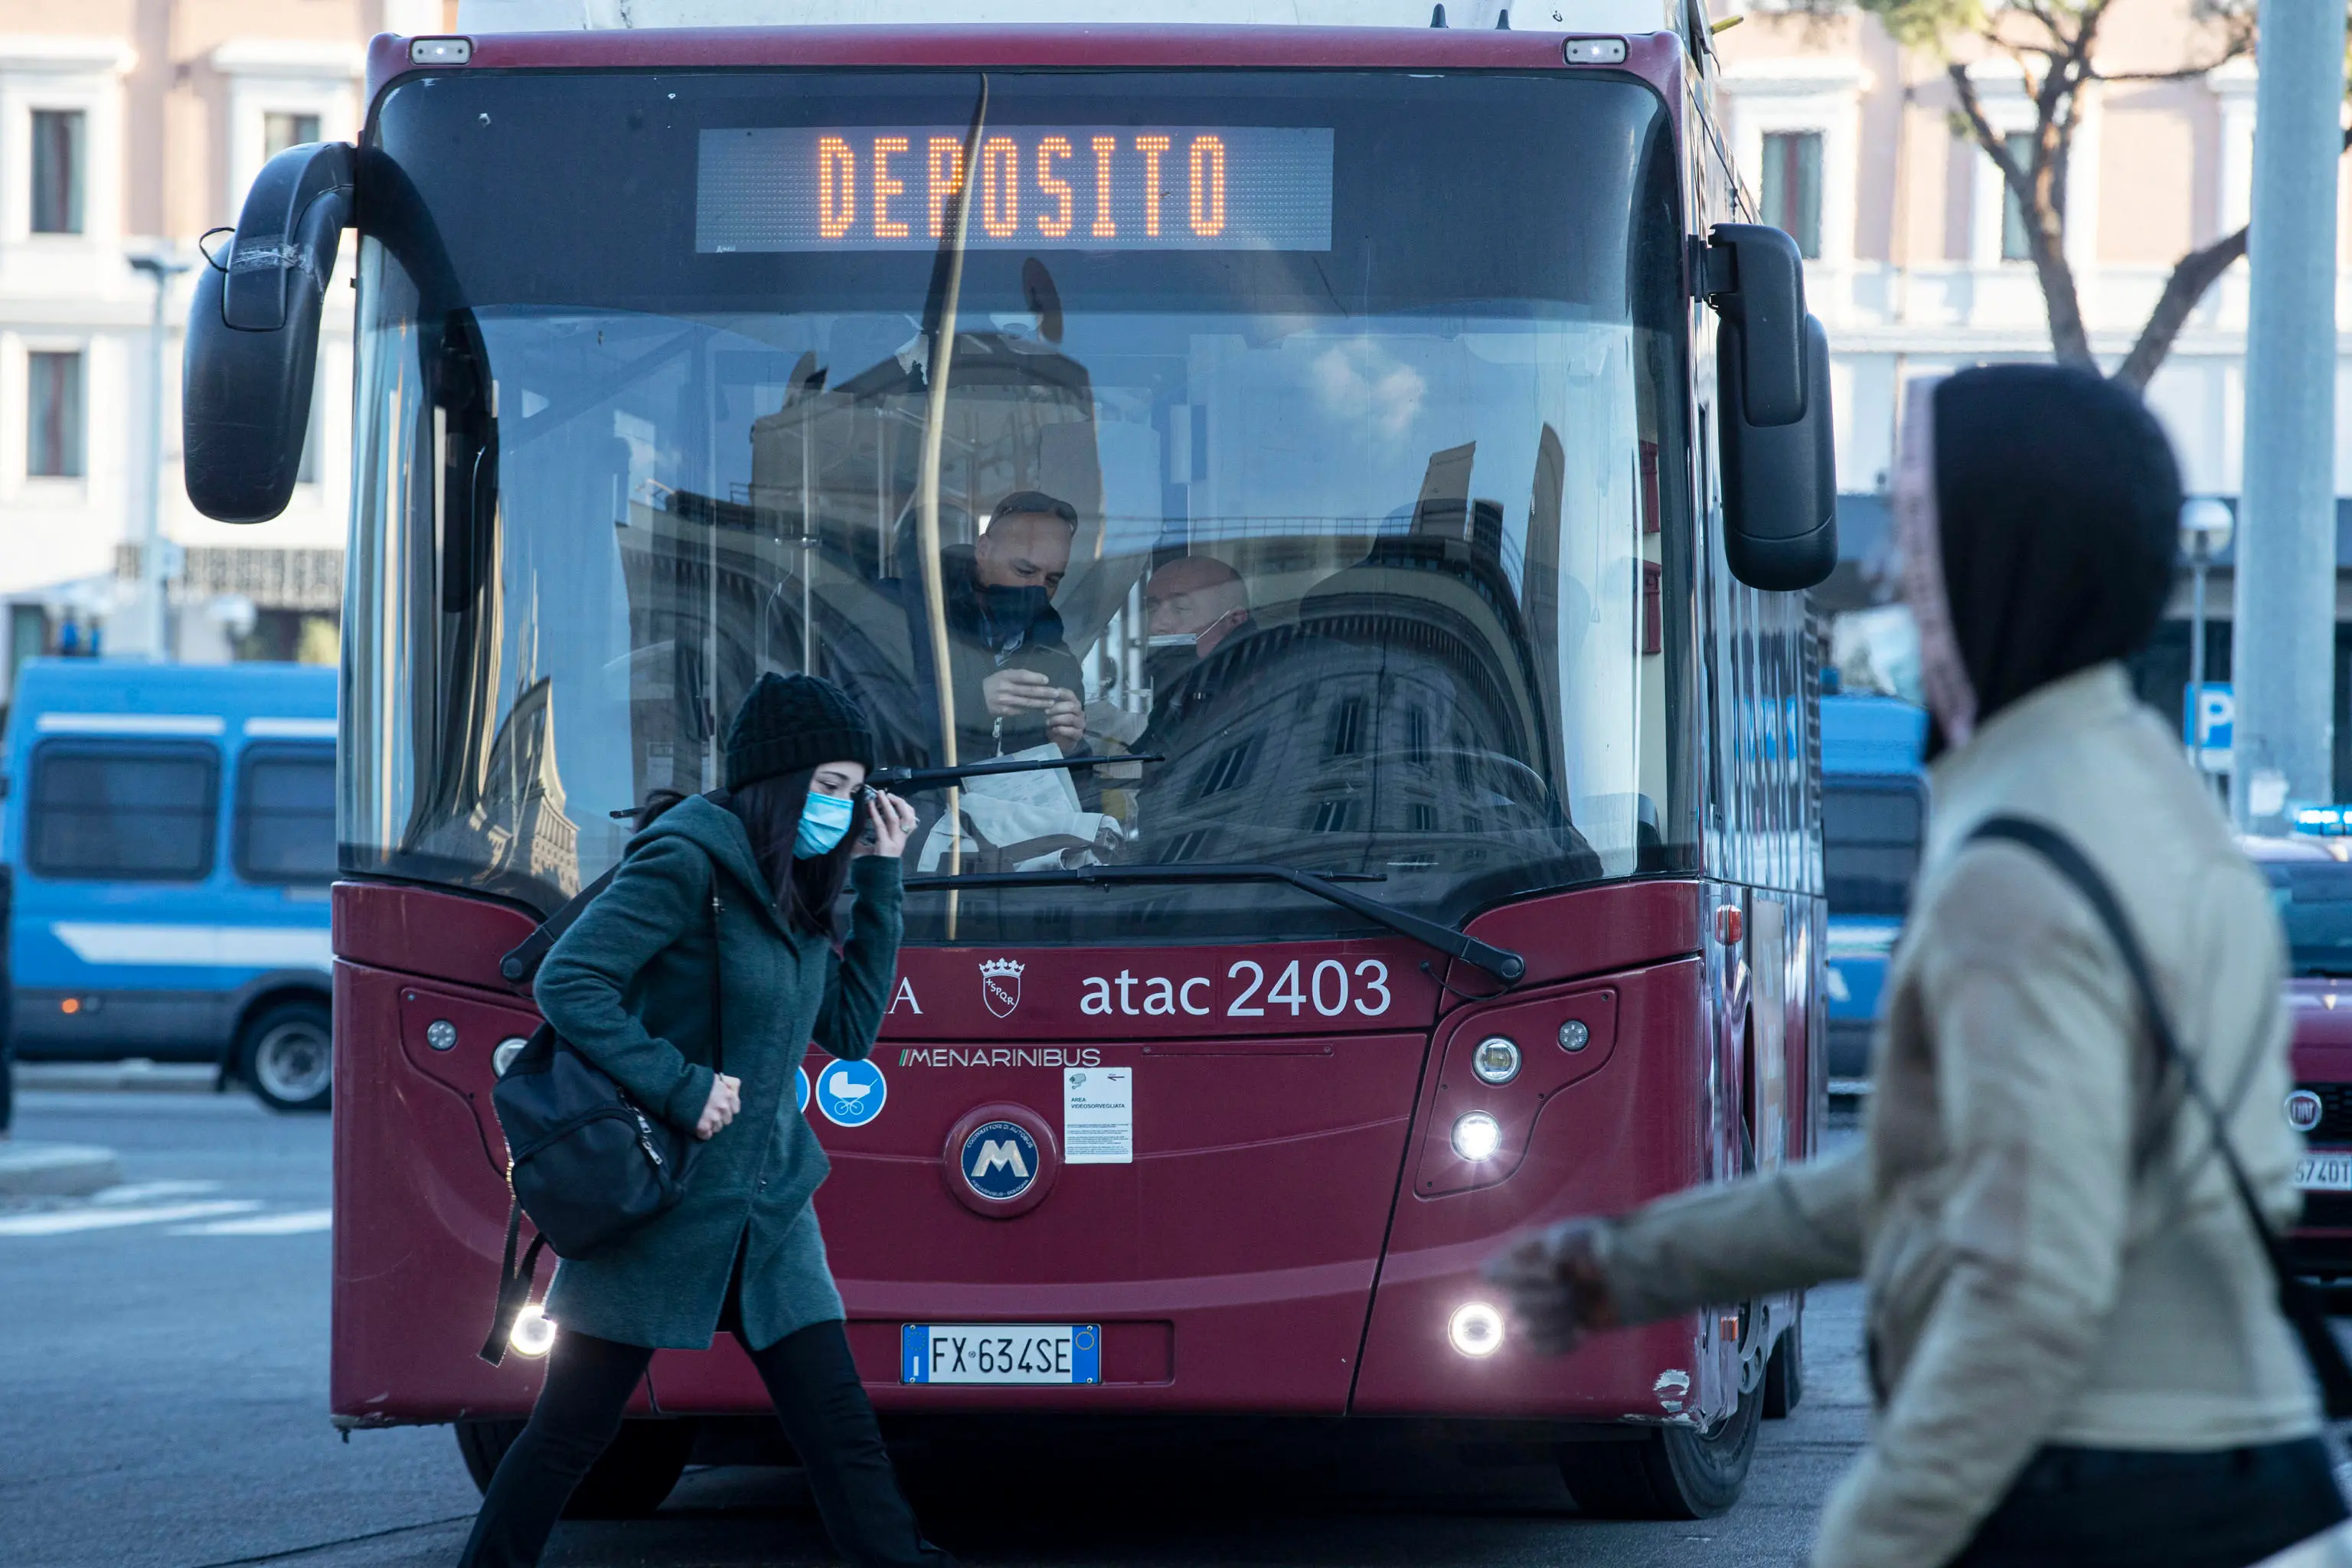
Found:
697,125 -> 1334,253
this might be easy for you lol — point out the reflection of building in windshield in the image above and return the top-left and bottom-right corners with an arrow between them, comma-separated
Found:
612,325 -> 1138,787
1126,430 -> 1602,899
408,665 -> 581,899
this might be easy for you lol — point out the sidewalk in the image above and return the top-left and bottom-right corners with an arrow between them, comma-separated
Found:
0,1142 -> 121,1199
13,1060 -> 215,1094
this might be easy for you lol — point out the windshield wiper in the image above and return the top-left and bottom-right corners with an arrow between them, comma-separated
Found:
873,753 -> 1164,793
904,862 -> 1527,985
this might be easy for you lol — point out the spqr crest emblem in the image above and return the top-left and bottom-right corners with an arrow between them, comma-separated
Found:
979,958 -> 1024,1019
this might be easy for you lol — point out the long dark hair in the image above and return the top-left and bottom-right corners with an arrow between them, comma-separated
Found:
629,777 -> 857,938
724,768 -> 857,938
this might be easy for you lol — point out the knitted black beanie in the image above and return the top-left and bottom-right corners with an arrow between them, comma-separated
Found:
723,674 -> 876,790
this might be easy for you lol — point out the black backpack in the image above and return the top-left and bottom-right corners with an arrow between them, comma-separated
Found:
477,851 -> 726,1367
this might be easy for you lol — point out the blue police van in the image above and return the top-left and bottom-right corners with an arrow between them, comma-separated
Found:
2,660 -> 336,1110
1821,687 -> 1929,1091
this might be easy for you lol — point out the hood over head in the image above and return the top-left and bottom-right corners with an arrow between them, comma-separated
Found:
1895,363 -> 2180,751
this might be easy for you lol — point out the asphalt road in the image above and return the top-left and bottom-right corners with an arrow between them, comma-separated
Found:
0,1089 -> 1866,1568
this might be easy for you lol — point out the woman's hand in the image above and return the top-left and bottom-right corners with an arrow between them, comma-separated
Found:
1482,1217 -> 1622,1355
854,789 -> 919,859
694,1073 -> 741,1140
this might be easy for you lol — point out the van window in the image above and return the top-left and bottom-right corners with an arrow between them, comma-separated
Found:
1823,779 -> 1926,917
235,746 -> 336,884
29,740 -> 220,880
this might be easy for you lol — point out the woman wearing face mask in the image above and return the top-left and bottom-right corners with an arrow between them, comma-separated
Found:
456,673 -> 949,1568
1487,365 -> 2344,1566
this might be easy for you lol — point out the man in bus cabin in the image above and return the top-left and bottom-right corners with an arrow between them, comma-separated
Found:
916,490 -> 1089,762
1138,556 -> 1260,750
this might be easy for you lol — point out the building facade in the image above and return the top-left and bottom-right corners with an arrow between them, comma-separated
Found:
0,0 -> 443,699
1714,0 -> 2352,776
0,2 -> 2334,753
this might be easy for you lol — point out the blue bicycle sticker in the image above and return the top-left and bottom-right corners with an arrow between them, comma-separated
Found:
815,1057 -> 887,1128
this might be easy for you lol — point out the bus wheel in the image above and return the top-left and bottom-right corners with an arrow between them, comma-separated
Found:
454,1418 -> 694,1518
1557,1387 -> 1761,1520
1762,1319 -> 1804,1419
239,1001 -> 333,1112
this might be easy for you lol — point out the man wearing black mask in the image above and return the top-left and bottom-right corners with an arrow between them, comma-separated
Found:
920,492 -> 1087,760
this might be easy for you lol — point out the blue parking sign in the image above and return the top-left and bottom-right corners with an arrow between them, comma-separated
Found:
2184,683 -> 2232,769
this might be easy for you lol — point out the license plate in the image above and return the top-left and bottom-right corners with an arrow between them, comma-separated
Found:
900,1324 -> 1100,1385
2297,1154 -> 2352,1191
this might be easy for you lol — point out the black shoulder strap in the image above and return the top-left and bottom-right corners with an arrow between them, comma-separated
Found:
498,789 -> 731,991
478,1198 -> 548,1367
708,869 -> 726,1077
1968,814 -> 2352,1419
498,865 -> 620,990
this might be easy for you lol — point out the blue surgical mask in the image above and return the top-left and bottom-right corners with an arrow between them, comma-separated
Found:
795,791 -> 856,859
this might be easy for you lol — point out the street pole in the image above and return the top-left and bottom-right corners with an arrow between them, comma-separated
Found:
2191,551 -> 2207,758
2181,497 -> 2234,789
127,250 -> 190,662
2232,0 -> 2347,832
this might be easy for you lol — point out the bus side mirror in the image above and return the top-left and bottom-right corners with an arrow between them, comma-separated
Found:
184,141 -> 355,524
1705,224 -> 1837,591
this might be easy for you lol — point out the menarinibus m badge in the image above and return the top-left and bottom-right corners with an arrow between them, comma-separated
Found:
979,958 -> 1024,1019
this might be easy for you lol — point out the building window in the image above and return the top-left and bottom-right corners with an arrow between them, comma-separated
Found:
1408,802 -> 1438,833
1759,130 -> 1823,260
28,351 -> 85,479
1194,740 -> 1257,799
1161,828 -> 1210,864
30,110 -> 84,234
2001,131 -> 2036,262
1403,707 -> 1431,766
1309,799 -> 1352,833
29,742 -> 220,881
235,746 -> 338,884
264,112 -> 322,160
1325,695 -> 1368,757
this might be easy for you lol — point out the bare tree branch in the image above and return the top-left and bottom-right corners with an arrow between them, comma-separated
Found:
1949,57 -> 2096,366
2096,57 -> 2250,83
2112,228 -> 2249,389
2112,125 -> 2352,388
1851,0 -> 2288,383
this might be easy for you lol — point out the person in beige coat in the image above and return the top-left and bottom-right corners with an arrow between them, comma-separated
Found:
1488,364 -> 2344,1567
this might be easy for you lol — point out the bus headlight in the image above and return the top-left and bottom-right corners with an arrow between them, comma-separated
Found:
1449,1301 -> 1504,1357
1451,1111 -> 1502,1162
1470,1036 -> 1521,1085
509,1302 -> 557,1358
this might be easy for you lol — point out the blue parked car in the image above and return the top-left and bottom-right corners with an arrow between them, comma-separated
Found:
1821,688 -> 1929,1090
2,660 -> 336,1110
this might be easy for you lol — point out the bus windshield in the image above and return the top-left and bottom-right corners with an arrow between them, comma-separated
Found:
343,67 -> 1695,945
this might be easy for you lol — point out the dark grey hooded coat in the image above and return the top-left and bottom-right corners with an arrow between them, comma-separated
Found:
534,794 -> 903,1351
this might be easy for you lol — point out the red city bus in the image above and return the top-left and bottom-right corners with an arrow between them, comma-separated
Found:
185,2 -> 1836,1522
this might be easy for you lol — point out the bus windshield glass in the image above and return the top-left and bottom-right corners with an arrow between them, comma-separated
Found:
344,67 -> 1695,945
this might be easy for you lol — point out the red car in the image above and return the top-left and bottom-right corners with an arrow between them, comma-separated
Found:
2245,836 -> 2352,1275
